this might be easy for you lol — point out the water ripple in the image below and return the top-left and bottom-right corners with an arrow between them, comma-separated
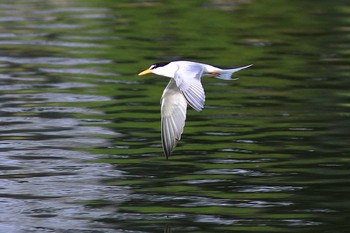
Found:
1,93 -> 112,103
0,57 -> 111,65
0,40 -> 104,48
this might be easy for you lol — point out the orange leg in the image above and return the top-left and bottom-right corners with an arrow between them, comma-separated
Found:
210,72 -> 220,77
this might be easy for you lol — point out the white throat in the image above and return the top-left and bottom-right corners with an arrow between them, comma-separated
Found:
152,63 -> 178,78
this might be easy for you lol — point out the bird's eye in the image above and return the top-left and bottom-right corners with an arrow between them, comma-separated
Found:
149,65 -> 156,70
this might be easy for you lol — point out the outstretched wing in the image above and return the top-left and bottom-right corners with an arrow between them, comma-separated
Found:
161,79 -> 187,158
173,63 -> 206,112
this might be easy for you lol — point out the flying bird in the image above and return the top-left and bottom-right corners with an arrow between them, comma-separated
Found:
138,61 -> 252,159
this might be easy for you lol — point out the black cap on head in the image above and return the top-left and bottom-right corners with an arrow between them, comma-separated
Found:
150,62 -> 170,70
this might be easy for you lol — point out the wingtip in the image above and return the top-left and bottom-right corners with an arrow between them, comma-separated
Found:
164,150 -> 170,160
163,147 -> 170,159
162,137 -> 172,159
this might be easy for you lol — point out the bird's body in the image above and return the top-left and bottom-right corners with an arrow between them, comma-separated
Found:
138,61 -> 252,158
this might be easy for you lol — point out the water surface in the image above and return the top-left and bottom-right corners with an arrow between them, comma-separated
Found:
0,0 -> 349,232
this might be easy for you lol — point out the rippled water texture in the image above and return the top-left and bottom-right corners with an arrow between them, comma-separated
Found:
0,0 -> 349,232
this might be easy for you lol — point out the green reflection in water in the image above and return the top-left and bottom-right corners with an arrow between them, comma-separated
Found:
81,0 -> 350,232
1,0 -> 349,232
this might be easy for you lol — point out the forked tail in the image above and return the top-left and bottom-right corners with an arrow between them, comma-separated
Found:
216,64 -> 253,80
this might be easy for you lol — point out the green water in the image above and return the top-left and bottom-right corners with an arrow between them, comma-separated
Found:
0,0 -> 349,232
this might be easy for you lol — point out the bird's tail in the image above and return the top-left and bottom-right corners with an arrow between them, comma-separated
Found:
216,64 -> 253,80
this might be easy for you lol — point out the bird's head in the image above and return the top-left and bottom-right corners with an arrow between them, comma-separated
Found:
138,62 -> 177,78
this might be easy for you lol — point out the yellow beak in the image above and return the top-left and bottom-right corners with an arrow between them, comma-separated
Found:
138,69 -> 153,76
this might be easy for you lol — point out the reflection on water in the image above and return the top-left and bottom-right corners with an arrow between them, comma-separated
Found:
0,0 -> 350,233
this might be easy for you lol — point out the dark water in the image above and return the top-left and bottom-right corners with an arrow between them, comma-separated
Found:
0,0 -> 349,232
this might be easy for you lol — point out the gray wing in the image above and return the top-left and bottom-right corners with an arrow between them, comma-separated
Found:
161,79 -> 187,158
173,64 -> 205,112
